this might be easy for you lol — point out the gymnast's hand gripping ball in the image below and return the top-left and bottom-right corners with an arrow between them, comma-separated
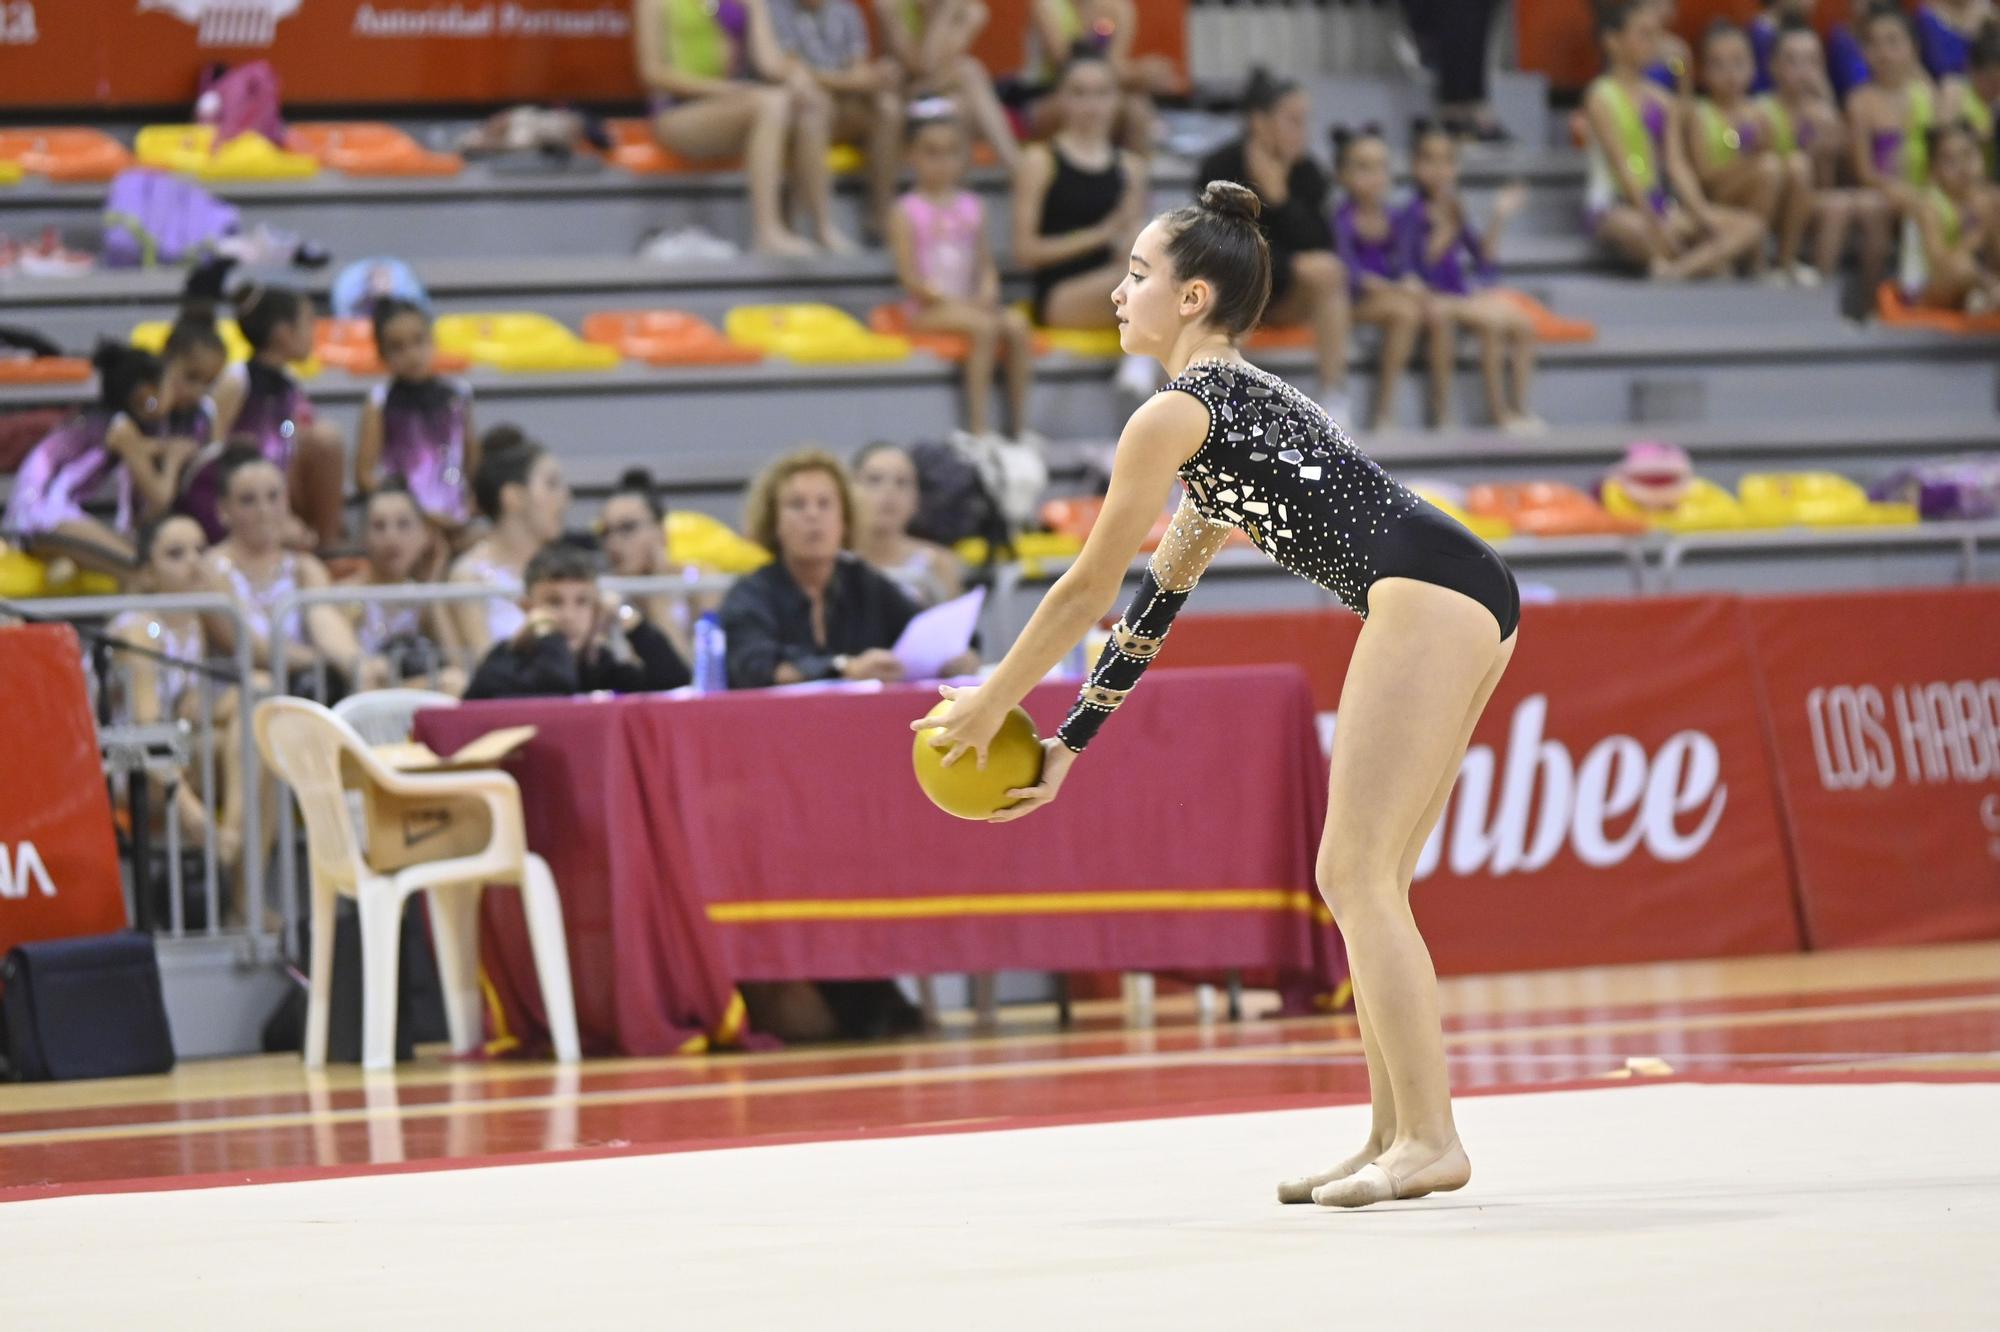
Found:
911,700 -> 1045,820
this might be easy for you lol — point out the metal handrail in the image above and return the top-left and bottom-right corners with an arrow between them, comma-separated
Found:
10,592 -> 263,941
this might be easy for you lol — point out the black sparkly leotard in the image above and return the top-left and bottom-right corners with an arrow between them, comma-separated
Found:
1168,359 -> 1519,635
1054,358 -> 1520,752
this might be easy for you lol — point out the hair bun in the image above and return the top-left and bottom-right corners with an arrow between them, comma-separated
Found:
1199,180 -> 1262,225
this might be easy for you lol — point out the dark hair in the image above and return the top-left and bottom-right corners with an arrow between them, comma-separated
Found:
369,297 -> 430,354
1774,17 -> 1820,44
611,467 -> 664,521
1971,23 -> 2000,70
1924,118 -> 1982,160
133,512 -> 200,567
163,308 -> 226,363
523,541 -> 598,590
1409,116 -> 1457,150
1594,0 -> 1646,38
851,440 -> 912,474
91,341 -> 163,414
180,255 -> 235,316
233,281 -> 310,354
1057,45 -> 1112,84
1861,2 -> 1916,43
1329,122 -> 1385,170
1242,66 -> 1301,118
1155,182 -> 1272,339
365,474 -> 423,517
472,429 -> 549,521
1700,18 -> 1750,57
218,443 -> 281,499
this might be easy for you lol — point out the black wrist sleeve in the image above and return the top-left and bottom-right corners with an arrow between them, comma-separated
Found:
1054,569 -> 1191,753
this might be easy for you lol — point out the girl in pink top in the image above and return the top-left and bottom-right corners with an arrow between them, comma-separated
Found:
887,102 -> 1037,439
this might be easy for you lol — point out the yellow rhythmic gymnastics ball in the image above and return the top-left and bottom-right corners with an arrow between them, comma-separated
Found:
911,700 -> 1044,820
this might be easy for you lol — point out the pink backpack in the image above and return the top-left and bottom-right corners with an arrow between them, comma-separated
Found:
196,61 -> 286,147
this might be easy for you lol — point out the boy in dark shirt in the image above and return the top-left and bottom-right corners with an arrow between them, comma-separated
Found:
465,544 -> 690,699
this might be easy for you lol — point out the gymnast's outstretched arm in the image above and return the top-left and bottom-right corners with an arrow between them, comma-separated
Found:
910,386 -> 1213,766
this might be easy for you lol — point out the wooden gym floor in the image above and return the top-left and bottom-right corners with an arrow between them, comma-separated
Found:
1,942 -> 1996,1327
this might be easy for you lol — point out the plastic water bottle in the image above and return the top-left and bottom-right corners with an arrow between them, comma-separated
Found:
692,612 -> 727,693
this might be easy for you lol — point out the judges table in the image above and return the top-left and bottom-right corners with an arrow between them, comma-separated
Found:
413,665 -> 1341,1055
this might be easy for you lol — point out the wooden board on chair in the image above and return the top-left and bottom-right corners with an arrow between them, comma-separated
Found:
341,726 -> 536,875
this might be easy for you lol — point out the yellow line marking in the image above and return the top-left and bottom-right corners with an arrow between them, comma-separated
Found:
707,889 -> 1321,924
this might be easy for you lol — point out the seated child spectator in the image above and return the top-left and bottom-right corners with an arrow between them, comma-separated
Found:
721,448 -> 977,686
1897,120 -> 2000,309
1404,123 -> 1543,432
465,543 -> 690,699
633,0 -> 827,256
1691,20 -> 1813,280
1024,0 -> 1174,152
2,343 -> 195,572
1329,126 -> 1427,431
1583,0 -> 1767,278
1764,22 -> 1894,289
890,101 -> 1037,439
767,0 -> 885,245
206,274 -> 346,548
873,0 -> 1021,169
1644,0 -> 1696,95
448,428 -> 571,657
202,447 -> 377,685
1014,50 -> 1156,399
1750,0 -> 1821,94
1196,69 -> 1353,420
598,468 -> 701,663
1848,5 -> 1942,210
850,441 -> 967,607
355,298 -> 477,562
341,481 -> 467,692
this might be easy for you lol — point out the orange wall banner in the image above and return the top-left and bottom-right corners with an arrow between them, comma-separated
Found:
1741,587 -> 2000,948
1165,597 -> 1806,975
0,625 -> 128,959
0,0 -> 1186,110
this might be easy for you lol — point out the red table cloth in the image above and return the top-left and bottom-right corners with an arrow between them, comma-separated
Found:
414,664 -> 1342,1055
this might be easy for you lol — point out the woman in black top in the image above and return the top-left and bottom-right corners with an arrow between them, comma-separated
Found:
919,184 -> 1519,1210
1013,50 -> 1156,397
1195,68 -> 1354,420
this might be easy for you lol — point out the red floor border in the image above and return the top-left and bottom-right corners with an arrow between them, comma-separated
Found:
3,1066 -> 1993,1207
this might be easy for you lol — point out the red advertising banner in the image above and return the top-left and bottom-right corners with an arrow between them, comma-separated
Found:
0,625 -> 128,958
1742,586 -> 2000,948
1166,597 -> 1805,975
0,0 -> 1187,110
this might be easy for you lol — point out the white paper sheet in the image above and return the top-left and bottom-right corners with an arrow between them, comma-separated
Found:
893,587 -> 986,680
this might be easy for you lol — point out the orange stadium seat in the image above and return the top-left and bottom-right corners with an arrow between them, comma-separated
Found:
0,128 -> 134,182
1468,481 -> 1648,536
582,311 -> 762,365
0,357 -> 91,384
1245,323 -> 1315,350
1875,282 -> 2000,334
1490,289 -> 1599,343
287,123 -> 462,177
313,319 -> 472,376
604,118 -> 741,174
869,304 -> 1052,361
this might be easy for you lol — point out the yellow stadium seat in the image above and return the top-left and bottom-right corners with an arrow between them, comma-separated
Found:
665,511 -> 771,574
0,160 -> 20,186
129,319 -> 321,378
1409,486 -> 1513,542
1737,472 -> 1919,527
724,304 -> 910,364
1603,475 -> 1753,531
826,144 -> 864,174
136,125 -> 318,180
432,312 -> 620,373
1008,302 -> 1124,357
0,547 -> 47,599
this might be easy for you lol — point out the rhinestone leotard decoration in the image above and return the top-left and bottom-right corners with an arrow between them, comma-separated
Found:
1169,358 -> 1423,618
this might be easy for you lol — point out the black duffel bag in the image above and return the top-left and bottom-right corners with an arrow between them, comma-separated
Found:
0,930 -> 176,1081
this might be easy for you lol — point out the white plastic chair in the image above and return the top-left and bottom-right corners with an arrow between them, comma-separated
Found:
254,696 -> 581,1071
333,687 -> 459,746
